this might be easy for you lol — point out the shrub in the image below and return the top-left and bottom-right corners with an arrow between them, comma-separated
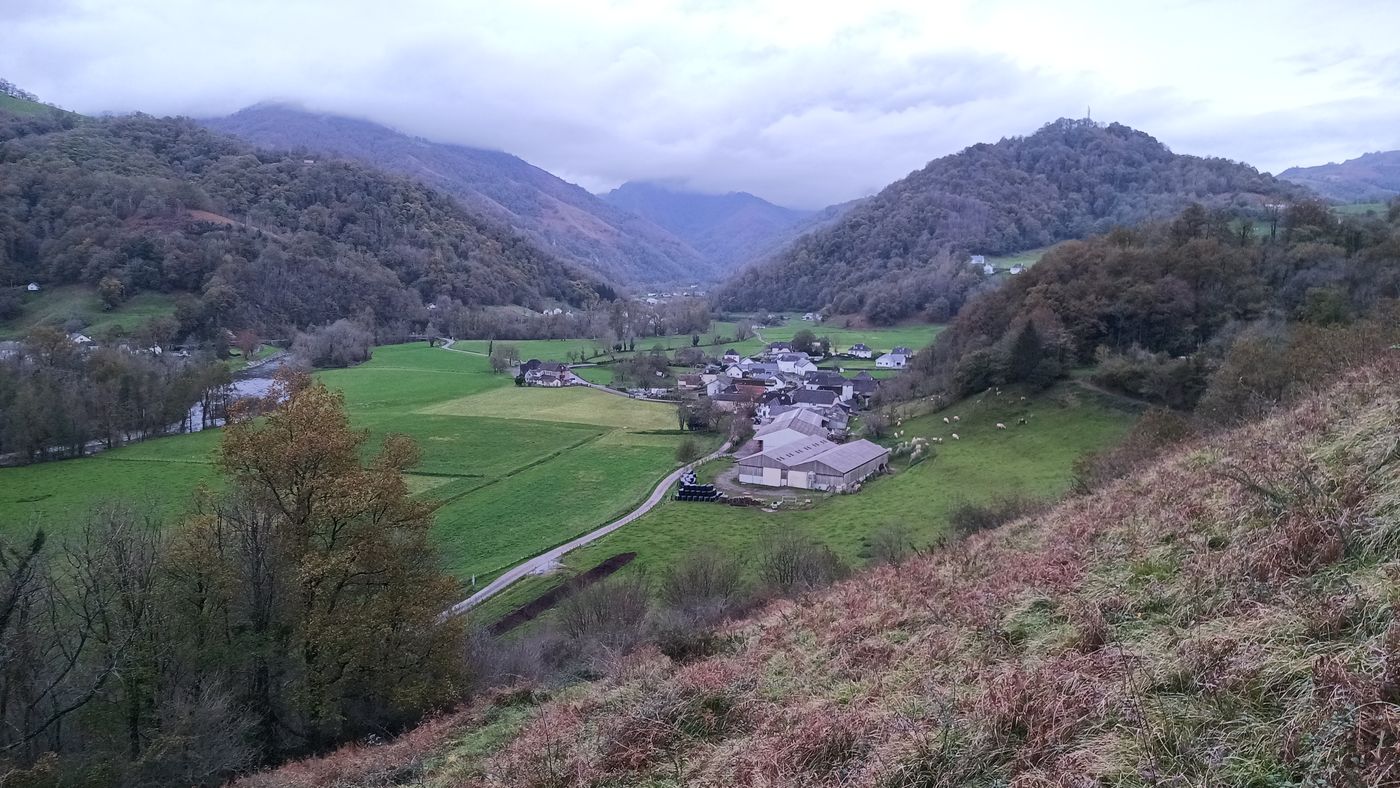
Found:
292,319 -> 373,368
756,528 -> 849,595
948,495 -> 1051,538
675,437 -> 702,463
864,523 -> 917,565
557,573 -> 651,656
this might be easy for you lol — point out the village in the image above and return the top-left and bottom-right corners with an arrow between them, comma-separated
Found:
514,333 -> 914,496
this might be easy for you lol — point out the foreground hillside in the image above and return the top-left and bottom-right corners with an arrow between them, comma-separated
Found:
203,105 -> 710,284
1280,149 -> 1400,203
0,111 -> 609,335
717,118 -> 1308,323
253,358 -> 1399,785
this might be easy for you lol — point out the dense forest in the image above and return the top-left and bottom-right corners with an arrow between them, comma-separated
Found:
889,199 -> 1400,430
716,118 -> 1309,322
0,110 -> 613,339
203,105 -> 711,285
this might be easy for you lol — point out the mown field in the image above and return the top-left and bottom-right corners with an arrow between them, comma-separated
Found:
0,344 -> 715,587
0,285 -> 178,340
472,380 -> 1138,623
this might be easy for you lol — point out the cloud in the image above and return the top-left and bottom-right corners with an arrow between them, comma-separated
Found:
2,0 -> 1398,208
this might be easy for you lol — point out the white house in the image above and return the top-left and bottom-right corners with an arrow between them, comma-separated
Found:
848,343 -> 873,359
68,333 -> 93,345
776,353 -> 817,376
801,312 -> 821,322
969,255 -> 985,267
26,282 -> 40,292
721,348 -> 742,364
1010,264 -> 1025,275
875,352 -> 908,369
983,263 -> 996,275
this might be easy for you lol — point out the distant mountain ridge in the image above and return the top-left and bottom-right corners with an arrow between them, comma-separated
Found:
601,181 -> 823,271
202,105 -> 712,286
1279,150 -> 1400,203
715,118 -> 1310,323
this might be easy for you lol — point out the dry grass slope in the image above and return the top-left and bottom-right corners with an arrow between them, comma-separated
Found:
243,357 -> 1400,787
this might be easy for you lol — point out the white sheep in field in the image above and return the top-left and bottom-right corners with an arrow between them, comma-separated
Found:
952,415 -> 961,422
996,423 -> 1006,430
951,433 -> 960,440
943,417 -> 950,424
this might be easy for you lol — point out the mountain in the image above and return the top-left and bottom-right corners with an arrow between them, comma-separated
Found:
715,118 -> 1310,323
1279,150 -> 1400,203
202,105 -> 711,286
0,110 -> 611,335
601,181 -> 824,271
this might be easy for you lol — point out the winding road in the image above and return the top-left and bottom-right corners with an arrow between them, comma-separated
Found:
435,336 -> 732,616
443,438 -> 732,617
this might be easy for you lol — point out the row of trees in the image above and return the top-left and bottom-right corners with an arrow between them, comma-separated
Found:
0,327 -> 232,463
0,374 -> 463,785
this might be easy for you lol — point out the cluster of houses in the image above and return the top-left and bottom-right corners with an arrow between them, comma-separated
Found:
969,255 -> 1025,276
518,359 -> 582,387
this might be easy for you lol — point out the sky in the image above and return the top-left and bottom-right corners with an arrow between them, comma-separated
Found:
4,0 -> 1399,209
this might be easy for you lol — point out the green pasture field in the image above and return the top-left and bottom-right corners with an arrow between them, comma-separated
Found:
0,344 -> 715,587
449,321 -> 742,362
1332,202 -> 1389,217
0,285 -> 178,340
471,381 -> 1137,625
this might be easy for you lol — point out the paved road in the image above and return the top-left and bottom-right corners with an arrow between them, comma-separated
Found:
443,438 -> 732,618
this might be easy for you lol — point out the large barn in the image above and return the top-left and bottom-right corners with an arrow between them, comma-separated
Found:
737,435 -> 889,491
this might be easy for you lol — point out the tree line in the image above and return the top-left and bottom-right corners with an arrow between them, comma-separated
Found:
0,328 -> 231,463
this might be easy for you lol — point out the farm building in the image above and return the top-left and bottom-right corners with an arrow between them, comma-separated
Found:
737,436 -> 889,491
753,408 -> 828,451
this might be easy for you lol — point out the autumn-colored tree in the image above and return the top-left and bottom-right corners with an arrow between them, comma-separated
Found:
177,371 -> 463,759
232,328 -> 260,361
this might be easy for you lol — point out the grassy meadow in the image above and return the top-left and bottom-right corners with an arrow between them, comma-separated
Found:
472,380 -> 1138,623
0,285 -> 178,340
0,344 -> 715,587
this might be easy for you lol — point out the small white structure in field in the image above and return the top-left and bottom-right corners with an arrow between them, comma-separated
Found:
26,282 -> 40,292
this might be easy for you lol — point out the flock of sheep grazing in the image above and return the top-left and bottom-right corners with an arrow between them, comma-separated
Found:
915,387 -> 1034,448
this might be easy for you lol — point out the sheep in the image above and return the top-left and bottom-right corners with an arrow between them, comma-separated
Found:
952,415 -> 961,422
951,433 -> 960,440
996,423 -> 1006,430
1018,417 -> 1027,425
943,417 -> 950,424
1020,396 -> 1027,401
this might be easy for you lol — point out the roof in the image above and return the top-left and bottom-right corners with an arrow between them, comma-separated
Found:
757,408 -> 826,439
852,378 -> 879,393
877,353 -> 907,363
789,389 -> 838,406
776,352 -> 810,362
794,439 -> 890,473
723,348 -> 739,355
804,371 -> 848,386
892,346 -> 913,355
850,343 -> 870,350
740,435 -> 838,465
853,371 -> 875,380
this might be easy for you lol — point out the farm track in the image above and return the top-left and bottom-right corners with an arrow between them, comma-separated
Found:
443,438 -> 733,618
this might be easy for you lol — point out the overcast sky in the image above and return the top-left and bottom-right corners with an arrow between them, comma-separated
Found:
5,0 -> 1398,208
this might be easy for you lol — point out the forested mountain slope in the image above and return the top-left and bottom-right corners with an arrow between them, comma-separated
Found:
715,118 -> 1309,322
0,111 -> 611,336
602,181 -> 820,271
1280,150 -> 1400,203
204,105 -> 711,285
